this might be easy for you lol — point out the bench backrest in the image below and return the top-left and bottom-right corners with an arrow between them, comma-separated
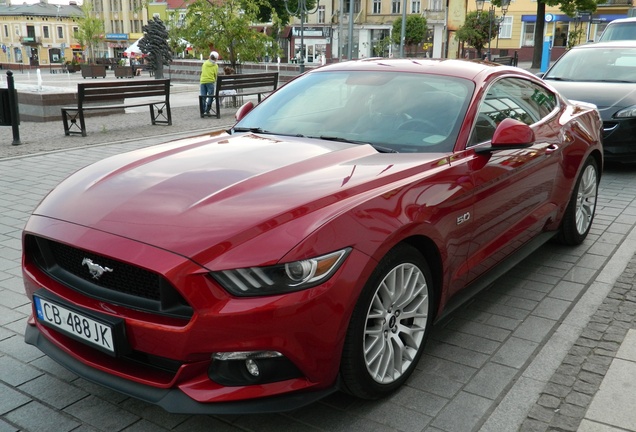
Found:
78,79 -> 170,107
216,73 -> 279,94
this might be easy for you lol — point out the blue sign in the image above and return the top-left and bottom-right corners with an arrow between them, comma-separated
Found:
106,33 -> 129,40
545,13 -> 554,22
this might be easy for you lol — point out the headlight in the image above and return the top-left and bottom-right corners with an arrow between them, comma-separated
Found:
211,248 -> 351,296
615,105 -> 636,118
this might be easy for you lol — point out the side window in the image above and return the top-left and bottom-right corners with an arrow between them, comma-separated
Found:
469,78 -> 557,146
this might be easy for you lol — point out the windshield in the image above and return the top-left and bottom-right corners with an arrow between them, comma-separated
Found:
599,22 -> 636,41
233,70 -> 473,153
544,47 -> 636,82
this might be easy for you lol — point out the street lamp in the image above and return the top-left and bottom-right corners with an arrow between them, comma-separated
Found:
475,0 -> 510,61
285,0 -> 320,74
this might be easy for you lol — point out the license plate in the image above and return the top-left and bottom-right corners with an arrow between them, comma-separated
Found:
34,295 -> 115,355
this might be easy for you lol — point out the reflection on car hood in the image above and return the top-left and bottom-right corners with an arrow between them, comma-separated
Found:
546,80 -> 636,119
34,132 -> 444,260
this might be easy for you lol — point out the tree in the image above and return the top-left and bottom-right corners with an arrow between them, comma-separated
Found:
530,0 -> 596,68
139,17 -> 173,79
391,15 -> 428,56
182,0 -> 279,69
74,1 -> 104,64
456,11 -> 501,59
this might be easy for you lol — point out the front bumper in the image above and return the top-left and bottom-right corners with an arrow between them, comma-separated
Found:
25,323 -> 338,414
602,118 -> 636,162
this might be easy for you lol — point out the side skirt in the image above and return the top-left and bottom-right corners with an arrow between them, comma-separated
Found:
434,231 -> 557,326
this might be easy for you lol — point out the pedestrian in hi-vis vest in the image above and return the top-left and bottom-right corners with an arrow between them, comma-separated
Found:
200,51 -> 219,116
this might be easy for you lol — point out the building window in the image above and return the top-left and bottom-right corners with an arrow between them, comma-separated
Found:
4,25 -> 9,38
57,26 -> 63,38
73,26 -> 79,38
318,5 -> 325,23
344,0 -> 360,13
373,0 -> 382,13
411,0 -> 421,13
522,22 -> 535,46
392,0 -> 400,14
43,25 -> 50,39
499,16 -> 512,39
430,0 -> 442,10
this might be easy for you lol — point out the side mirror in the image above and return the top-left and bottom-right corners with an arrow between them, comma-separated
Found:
235,101 -> 255,121
475,118 -> 535,154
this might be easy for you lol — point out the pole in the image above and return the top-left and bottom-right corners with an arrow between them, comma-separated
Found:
347,0 -> 354,59
338,0 -> 344,60
487,6 -> 493,61
7,71 -> 21,145
400,0 -> 407,57
300,9 -> 306,73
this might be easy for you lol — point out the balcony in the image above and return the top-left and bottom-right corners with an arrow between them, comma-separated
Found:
596,0 -> 632,6
20,36 -> 42,45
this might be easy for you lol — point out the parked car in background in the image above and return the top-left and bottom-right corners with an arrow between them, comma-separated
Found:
541,41 -> 636,162
598,17 -> 636,42
23,58 -> 603,414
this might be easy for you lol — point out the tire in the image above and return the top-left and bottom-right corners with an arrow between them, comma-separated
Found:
340,244 -> 434,399
557,157 -> 599,245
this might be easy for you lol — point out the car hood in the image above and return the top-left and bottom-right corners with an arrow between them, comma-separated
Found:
34,132 -> 444,265
545,80 -> 636,119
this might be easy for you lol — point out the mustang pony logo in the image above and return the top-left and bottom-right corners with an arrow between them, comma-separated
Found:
82,258 -> 113,280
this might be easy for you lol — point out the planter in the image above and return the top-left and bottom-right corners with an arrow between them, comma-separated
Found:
114,66 -> 134,78
80,64 -> 107,79
66,64 -> 81,73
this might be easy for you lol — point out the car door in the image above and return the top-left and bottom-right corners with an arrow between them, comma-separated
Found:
455,77 -> 563,288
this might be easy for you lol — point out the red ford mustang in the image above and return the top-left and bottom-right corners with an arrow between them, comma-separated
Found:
23,59 -> 603,414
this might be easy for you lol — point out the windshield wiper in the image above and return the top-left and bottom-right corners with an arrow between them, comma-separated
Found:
319,136 -> 398,153
229,127 -> 305,138
230,127 -> 265,134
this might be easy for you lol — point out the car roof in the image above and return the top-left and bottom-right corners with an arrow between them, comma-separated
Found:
605,17 -> 636,24
312,58 -> 530,82
575,40 -> 636,49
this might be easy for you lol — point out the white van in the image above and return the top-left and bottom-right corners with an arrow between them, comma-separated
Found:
598,17 -> 636,42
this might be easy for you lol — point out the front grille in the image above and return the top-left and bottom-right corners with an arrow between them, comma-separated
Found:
51,241 -> 161,300
26,235 -> 193,319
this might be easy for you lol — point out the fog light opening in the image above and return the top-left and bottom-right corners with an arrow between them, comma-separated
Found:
245,359 -> 260,377
209,350 -> 304,386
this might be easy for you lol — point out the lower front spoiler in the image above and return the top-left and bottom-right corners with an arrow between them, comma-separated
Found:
25,324 -> 339,414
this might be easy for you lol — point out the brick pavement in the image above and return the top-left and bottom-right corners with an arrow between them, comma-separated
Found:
1,72 -> 636,431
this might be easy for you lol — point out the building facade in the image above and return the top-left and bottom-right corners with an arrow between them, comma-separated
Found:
0,1 -> 83,66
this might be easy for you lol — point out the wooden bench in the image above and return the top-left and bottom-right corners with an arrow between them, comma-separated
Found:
61,79 -> 172,137
492,56 -> 514,66
199,72 -> 279,118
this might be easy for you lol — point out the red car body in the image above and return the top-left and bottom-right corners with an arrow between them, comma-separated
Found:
23,59 -> 603,413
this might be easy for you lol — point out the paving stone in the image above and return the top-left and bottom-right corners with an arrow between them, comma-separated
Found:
18,374 -> 88,410
0,382 -> 30,415
464,362 -> 518,400
64,396 -> 139,431
564,391 -> 592,408
536,394 -> 560,410
491,337 -> 539,369
0,356 -> 43,387
527,404 -> 555,423
4,401 -> 80,432
430,391 -> 492,432
513,316 -> 557,343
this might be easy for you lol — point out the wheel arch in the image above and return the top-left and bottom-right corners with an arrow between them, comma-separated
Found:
398,235 -> 444,320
